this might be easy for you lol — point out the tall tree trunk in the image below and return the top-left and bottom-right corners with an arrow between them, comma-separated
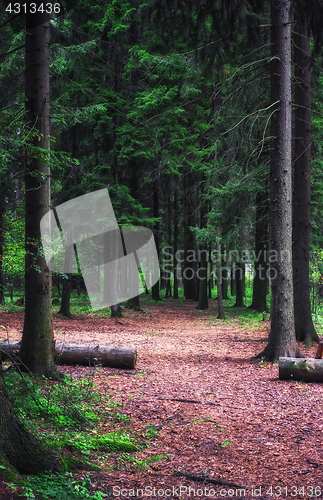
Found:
250,186 -> 269,312
233,263 -> 244,307
0,361 -> 59,474
58,245 -> 73,318
221,267 -> 229,299
230,263 -> 236,297
183,172 -> 198,300
197,248 -> 208,309
0,191 -> 5,303
127,161 -> 141,308
197,196 -> 208,310
208,247 -> 213,299
165,194 -> 172,298
216,245 -> 224,318
221,245 -> 229,299
58,120 -> 80,316
20,2 -> 57,377
258,0 -> 301,360
173,185 -> 179,299
151,177 -> 161,300
293,7 -> 319,343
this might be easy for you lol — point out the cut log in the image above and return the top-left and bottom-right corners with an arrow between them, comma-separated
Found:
279,357 -> 323,382
0,341 -> 137,369
55,343 -> 137,368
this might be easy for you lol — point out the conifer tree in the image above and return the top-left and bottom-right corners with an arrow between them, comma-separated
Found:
258,0 -> 301,360
292,4 -> 319,343
19,1 -> 57,376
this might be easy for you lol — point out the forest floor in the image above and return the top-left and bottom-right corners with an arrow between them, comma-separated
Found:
1,297 -> 323,499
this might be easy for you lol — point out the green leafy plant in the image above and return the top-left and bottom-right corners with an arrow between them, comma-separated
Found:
25,473 -> 107,499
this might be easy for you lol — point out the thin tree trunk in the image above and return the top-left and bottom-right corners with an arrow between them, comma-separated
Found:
197,198 -> 208,310
230,263 -> 236,297
221,245 -> 229,300
183,171 -> 198,300
20,3 -> 57,377
152,178 -> 161,301
208,247 -> 213,299
197,248 -> 208,309
58,275 -> 72,317
258,0 -> 301,360
58,242 -> 74,317
216,246 -> 224,318
173,185 -> 179,299
165,195 -> 172,298
0,191 -> 5,303
233,263 -> 244,307
221,267 -> 229,299
293,7 -> 319,343
250,186 -> 268,312
127,162 -> 142,309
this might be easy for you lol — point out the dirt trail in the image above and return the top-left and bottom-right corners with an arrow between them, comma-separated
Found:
1,299 -> 323,499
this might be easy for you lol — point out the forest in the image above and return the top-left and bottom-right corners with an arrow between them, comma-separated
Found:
1,0 -> 323,498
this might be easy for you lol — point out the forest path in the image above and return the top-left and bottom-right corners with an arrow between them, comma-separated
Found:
2,299 -> 323,499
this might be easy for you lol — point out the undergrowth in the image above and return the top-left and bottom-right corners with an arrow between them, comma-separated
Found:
2,368 -> 144,499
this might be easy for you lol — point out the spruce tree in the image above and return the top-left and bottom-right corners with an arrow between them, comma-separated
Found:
257,0 -> 301,360
20,1 -> 57,376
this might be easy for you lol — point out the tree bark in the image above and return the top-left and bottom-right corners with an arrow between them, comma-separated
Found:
250,186 -> 268,312
1,341 -> 137,369
216,246 -> 224,318
0,360 -> 59,474
127,160 -> 142,309
233,263 -> 244,307
221,267 -> 229,299
20,1 -> 57,377
230,263 -> 236,297
221,245 -> 229,299
0,191 -> 5,303
152,177 -> 161,300
257,0 -> 301,360
58,243 -> 74,317
292,7 -> 319,343
58,274 -> 72,316
208,248 -> 213,299
58,118 -> 80,317
165,193 -> 172,298
173,185 -> 179,299
183,171 -> 198,300
197,248 -> 208,309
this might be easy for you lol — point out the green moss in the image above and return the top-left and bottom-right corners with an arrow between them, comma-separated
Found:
48,433 -> 138,453
60,455 -> 100,472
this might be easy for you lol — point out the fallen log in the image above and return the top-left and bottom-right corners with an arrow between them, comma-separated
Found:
0,341 -> 137,369
279,357 -> 323,383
